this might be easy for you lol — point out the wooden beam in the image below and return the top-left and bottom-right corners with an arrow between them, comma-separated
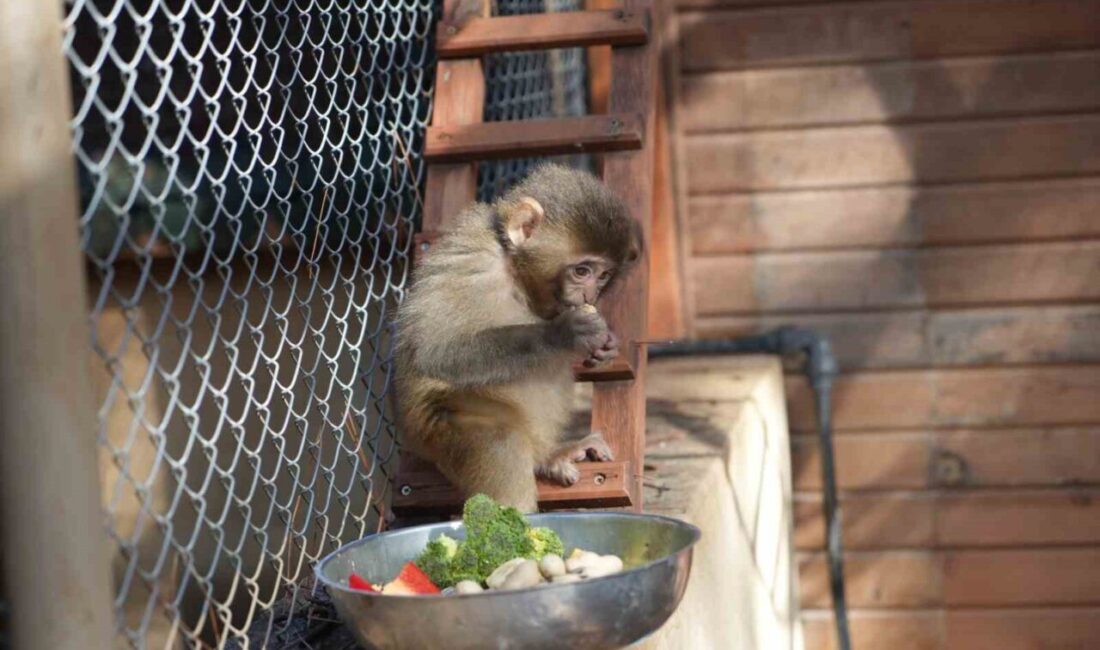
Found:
425,113 -> 643,163
420,0 -> 489,234
392,461 -> 633,515
437,9 -> 649,58
646,66 -> 686,340
589,0 -> 657,511
0,0 -> 116,647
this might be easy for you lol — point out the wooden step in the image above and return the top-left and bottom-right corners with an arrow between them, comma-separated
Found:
437,9 -> 649,58
392,460 -> 633,515
424,113 -> 643,163
574,357 -> 635,382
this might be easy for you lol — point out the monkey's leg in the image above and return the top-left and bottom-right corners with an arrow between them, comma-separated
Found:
438,430 -> 540,513
535,432 -> 614,487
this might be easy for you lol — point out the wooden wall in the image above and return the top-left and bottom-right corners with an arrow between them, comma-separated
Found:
668,1 -> 1100,648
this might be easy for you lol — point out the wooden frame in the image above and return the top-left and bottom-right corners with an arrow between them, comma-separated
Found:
0,0 -> 116,646
437,9 -> 648,57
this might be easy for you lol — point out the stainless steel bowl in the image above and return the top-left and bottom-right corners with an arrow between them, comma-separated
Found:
315,512 -> 700,650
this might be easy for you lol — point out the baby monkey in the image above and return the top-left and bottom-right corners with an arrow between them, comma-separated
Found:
395,164 -> 642,512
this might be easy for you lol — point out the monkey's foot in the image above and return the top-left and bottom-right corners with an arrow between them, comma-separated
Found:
536,457 -> 581,487
564,432 -> 615,463
536,432 -> 615,486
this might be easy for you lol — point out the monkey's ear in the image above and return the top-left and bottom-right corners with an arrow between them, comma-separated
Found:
503,197 -> 545,247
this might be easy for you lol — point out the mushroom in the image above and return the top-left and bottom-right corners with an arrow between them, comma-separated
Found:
499,559 -> 543,590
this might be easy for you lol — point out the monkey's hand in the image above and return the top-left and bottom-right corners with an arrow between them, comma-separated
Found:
582,330 -> 619,368
550,307 -> 610,357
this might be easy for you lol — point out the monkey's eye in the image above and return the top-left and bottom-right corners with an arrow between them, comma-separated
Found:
573,265 -> 592,279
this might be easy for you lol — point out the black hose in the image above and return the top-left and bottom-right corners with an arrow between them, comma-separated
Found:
648,326 -> 851,650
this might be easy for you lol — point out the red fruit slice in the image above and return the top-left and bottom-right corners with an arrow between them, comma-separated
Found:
348,572 -> 377,592
383,562 -> 440,595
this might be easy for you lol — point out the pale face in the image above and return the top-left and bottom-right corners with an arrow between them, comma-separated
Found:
558,255 -> 616,308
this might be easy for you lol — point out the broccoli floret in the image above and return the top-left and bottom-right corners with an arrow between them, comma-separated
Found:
413,495 -> 555,586
448,543 -> 483,585
414,534 -> 459,587
458,494 -> 534,580
525,527 -> 564,559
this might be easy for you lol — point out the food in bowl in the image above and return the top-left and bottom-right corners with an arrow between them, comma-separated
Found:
346,494 -> 624,596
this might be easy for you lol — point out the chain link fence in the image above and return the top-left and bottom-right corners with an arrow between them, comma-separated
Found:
59,0 -> 588,647
479,0 -> 590,200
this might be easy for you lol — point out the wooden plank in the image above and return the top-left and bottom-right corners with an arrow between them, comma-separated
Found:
391,461 -> 632,515
420,66 -> 485,231
795,492 -> 936,550
681,51 -> 1100,132
420,0 -> 490,235
585,0 -> 614,118
795,489 -> 1100,550
679,0 -> 1100,72
930,428 -> 1100,489
794,428 -> 1100,491
800,548 -> 1100,608
0,0 -> 118,645
799,551 -> 943,608
944,607 -> 1100,650
589,0 -> 658,511
802,610 -> 944,650
944,549 -> 1100,607
804,608 -> 1100,650
687,178 -> 1100,254
646,73 -> 687,340
785,366 -> 1100,431
573,357 -> 635,382
678,0 -> 841,6
693,241 -> 1100,316
697,305 -> 1100,371
793,432 -> 930,490
436,9 -> 648,57
424,113 -> 643,163
685,115 -> 1100,193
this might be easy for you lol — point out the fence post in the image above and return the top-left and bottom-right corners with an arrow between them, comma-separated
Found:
0,0 -> 116,647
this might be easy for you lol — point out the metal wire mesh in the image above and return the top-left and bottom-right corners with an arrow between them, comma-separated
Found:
478,0 -> 590,201
65,0 -> 433,646
61,0 -> 588,646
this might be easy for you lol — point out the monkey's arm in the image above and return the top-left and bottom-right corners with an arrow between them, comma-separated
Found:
414,323 -> 566,386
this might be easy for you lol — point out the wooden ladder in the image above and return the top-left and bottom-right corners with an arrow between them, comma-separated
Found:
392,0 -> 657,515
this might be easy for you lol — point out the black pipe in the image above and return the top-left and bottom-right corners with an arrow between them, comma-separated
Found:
648,326 -> 851,650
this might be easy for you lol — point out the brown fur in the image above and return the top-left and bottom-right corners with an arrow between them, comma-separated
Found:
394,164 -> 641,511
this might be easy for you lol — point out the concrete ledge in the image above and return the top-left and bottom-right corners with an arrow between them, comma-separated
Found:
632,355 -> 803,650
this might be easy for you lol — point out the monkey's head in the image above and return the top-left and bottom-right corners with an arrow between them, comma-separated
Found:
491,164 -> 643,319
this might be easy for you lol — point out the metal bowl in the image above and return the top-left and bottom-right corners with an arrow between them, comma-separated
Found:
315,512 -> 700,650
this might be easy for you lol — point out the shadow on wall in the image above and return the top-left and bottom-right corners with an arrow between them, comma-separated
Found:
91,255 -> 400,647
673,1 -> 1100,628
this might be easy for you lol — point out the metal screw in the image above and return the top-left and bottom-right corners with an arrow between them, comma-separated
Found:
400,484 -> 413,496
420,241 -> 430,252
446,25 -> 457,35
593,473 -> 606,485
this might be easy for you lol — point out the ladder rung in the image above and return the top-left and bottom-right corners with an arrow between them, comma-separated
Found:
574,357 -> 635,382
392,461 -> 633,515
437,9 -> 649,58
425,113 -> 643,163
